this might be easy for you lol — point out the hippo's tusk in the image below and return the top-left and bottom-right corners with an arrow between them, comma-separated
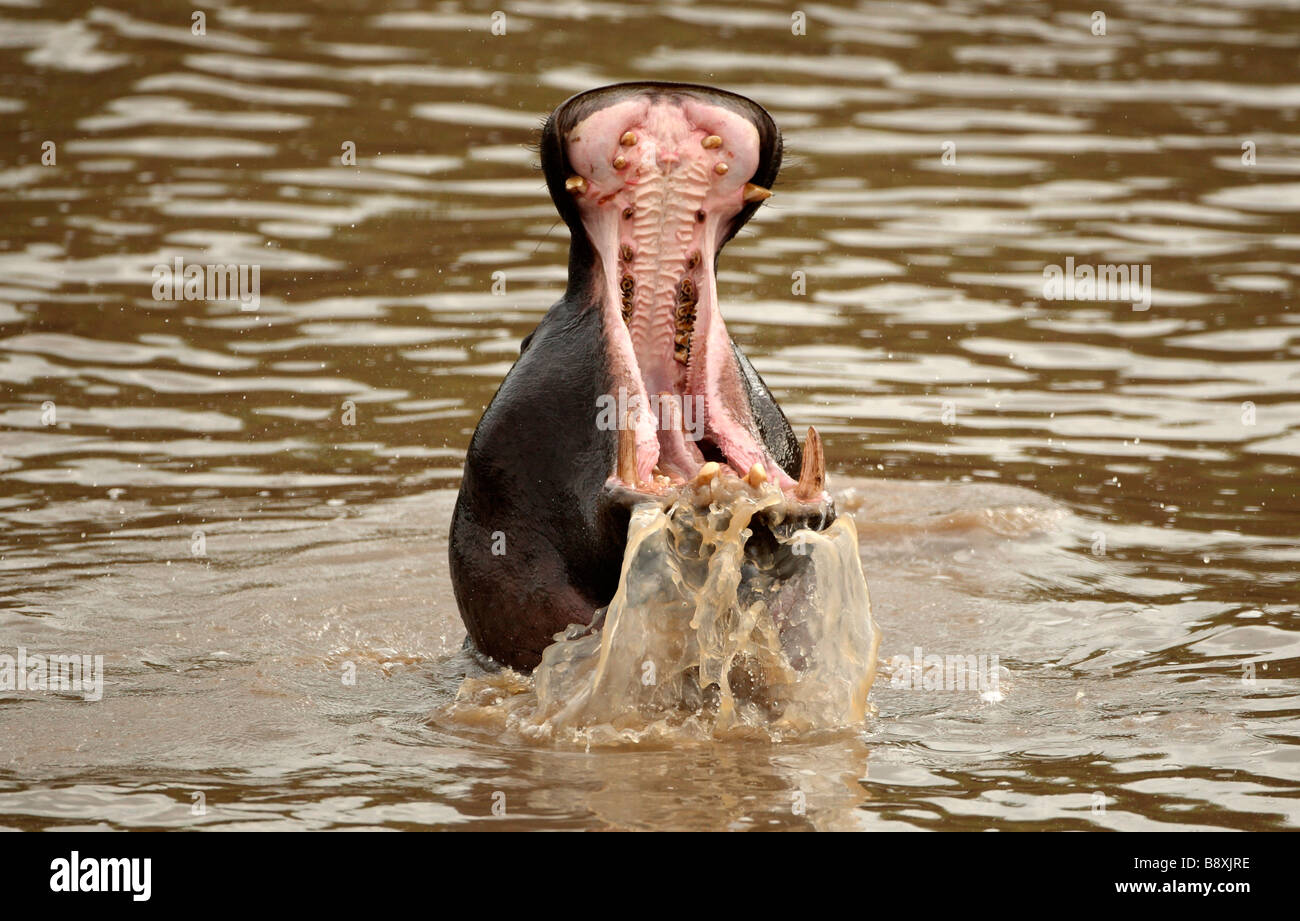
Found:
617,420 -> 639,487
743,182 -> 772,202
794,426 -> 825,501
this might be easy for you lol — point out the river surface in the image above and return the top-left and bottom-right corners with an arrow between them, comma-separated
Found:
0,0 -> 1297,830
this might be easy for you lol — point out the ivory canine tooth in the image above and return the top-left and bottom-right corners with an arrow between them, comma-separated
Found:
565,175 -> 587,194
620,131 -> 637,146
745,463 -> 767,488
693,461 -> 721,486
617,420 -> 639,486
702,135 -> 722,149
613,155 -> 627,169
743,182 -> 772,202
794,426 -> 825,500
714,162 -> 729,175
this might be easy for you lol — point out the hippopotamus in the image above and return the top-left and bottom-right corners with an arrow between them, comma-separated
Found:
449,82 -> 832,670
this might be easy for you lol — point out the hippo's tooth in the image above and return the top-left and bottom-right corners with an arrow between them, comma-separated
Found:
620,131 -> 637,146
617,420 -> 639,486
565,175 -> 587,193
743,182 -> 772,202
613,155 -> 627,169
714,162 -> 729,175
794,425 -> 825,500
693,461 -> 721,486
745,463 -> 767,488
702,135 -> 722,149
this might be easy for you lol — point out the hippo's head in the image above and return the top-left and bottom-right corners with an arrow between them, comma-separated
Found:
450,83 -> 832,670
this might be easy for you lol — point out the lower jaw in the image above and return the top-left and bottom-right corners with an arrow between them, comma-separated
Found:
605,371 -> 832,524
601,255 -> 803,480
595,237 -> 832,502
604,456 -> 837,545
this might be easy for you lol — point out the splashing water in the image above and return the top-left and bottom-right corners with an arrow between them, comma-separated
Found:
445,481 -> 880,745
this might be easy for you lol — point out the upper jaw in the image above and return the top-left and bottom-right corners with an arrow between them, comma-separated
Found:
541,82 -> 782,245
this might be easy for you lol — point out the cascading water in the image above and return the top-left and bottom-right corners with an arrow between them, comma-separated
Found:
445,478 -> 880,745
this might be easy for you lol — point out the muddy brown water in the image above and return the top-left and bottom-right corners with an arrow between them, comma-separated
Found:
0,0 -> 1297,830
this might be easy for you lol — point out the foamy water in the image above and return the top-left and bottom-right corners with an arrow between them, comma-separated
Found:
446,481 -> 879,745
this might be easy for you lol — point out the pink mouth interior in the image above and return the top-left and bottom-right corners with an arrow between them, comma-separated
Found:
565,96 -> 797,494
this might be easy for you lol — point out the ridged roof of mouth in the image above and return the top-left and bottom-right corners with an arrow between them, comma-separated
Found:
545,85 -> 824,503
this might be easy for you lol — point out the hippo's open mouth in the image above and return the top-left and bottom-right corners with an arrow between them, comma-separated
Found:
547,84 -> 829,515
